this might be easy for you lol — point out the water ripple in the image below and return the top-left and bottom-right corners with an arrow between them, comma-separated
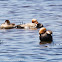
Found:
0,0 -> 62,62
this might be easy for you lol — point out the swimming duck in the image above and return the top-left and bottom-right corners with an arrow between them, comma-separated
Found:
0,20 -> 15,29
16,23 -> 37,29
32,19 -> 43,28
39,27 -> 52,42
16,19 -> 43,29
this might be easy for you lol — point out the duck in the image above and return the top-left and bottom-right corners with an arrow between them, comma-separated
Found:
32,19 -> 43,28
0,20 -> 15,29
39,27 -> 52,42
16,23 -> 37,29
16,19 -> 43,29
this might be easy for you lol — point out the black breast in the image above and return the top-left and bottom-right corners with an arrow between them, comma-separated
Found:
36,23 -> 43,28
39,33 -> 52,41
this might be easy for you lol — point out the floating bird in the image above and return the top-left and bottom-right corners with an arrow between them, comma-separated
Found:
16,19 -> 43,29
32,19 -> 43,28
0,20 -> 15,29
39,27 -> 52,43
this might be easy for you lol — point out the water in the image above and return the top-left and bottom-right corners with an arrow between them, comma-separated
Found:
0,0 -> 62,62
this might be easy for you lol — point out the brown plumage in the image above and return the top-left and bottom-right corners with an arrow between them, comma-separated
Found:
0,20 -> 15,29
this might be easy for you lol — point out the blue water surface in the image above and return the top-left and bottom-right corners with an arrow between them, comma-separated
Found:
0,0 -> 62,62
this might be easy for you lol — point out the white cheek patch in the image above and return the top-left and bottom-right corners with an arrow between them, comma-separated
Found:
5,22 -> 7,25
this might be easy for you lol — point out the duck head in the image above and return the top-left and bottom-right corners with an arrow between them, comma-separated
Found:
5,20 -> 10,25
39,27 -> 46,34
32,19 -> 38,24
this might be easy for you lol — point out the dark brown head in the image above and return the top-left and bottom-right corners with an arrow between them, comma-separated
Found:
5,20 -> 10,24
